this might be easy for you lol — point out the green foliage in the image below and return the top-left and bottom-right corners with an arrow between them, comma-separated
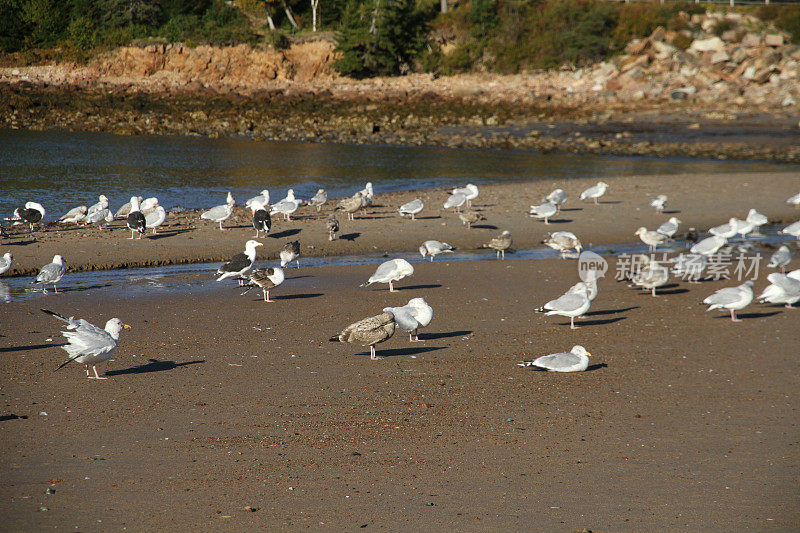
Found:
334,0 -> 429,78
756,5 -> 800,42
268,30 -> 290,50
710,18 -> 735,37
469,0 -> 497,41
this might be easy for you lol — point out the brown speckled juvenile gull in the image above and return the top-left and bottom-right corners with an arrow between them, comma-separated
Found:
483,230 -> 511,260
458,209 -> 484,229
241,267 -> 285,302
336,194 -> 363,221
331,311 -> 396,360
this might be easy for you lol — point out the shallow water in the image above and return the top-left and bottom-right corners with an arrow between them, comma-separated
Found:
2,228 -> 792,303
2,129 -> 798,219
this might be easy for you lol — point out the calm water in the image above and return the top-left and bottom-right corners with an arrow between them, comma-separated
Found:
1,129 -> 798,220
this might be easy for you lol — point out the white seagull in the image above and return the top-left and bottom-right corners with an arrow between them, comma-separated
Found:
691,235 -> 727,257
758,270 -> 800,308
0,252 -> 12,275
216,240 -> 262,282
745,209 -> 768,231
670,253 -> 708,283
115,196 -> 143,219
145,204 -> 167,234
201,192 -> 235,230
33,254 -> 65,294
656,217 -> 681,239
634,227 -> 667,252
780,220 -> 800,239
544,231 -> 582,258
271,190 -> 301,221
537,282 -> 591,329
86,195 -> 109,218
41,309 -> 130,380
768,245 -> 792,273
649,194 -> 668,212
703,280 -> 754,322
787,192 -> 800,207
452,184 -> 479,208
59,205 -> 87,224
544,189 -> 568,212
361,258 -> 414,292
630,255 -> 670,297
709,218 -> 739,239
245,190 -> 270,209
398,199 -> 424,220
529,202 -> 557,224
383,297 -> 433,342
307,189 -> 327,211
579,181 -> 608,204
419,240 -> 454,262
443,192 -> 467,212
518,345 -> 592,373
85,207 -> 114,230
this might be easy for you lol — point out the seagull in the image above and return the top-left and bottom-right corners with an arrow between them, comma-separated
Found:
458,209 -> 485,229
570,272 -> 599,302
634,227 -> 667,252
216,240 -> 262,282
331,311 -> 396,360
271,194 -> 302,221
703,280 -> 754,322
201,192 -> 235,230
649,194 -> 668,212
518,345 -> 592,372
537,282 -> 591,329
670,253 -> 708,283
452,184 -> 479,208
250,200 -> 271,238
768,245 -> 792,273
41,309 -> 130,380
126,196 -> 146,240
361,258 -> 414,292
780,220 -> 800,239
115,196 -> 142,219
419,240 -> 454,262
86,195 -> 109,217
307,189 -> 327,211
579,181 -> 608,204
787,192 -> 800,207
483,230 -> 512,260
85,207 -> 114,230
10,202 -> 45,231
758,270 -> 800,308
336,194 -> 363,221
384,297 -> 433,342
529,202 -> 557,224
326,215 -> 340,240
656,217 -> 681,239
709,218 -> 739,239
280,241 -> 301,268
443,192 -> 467,213
0,252 -> 12,275
691,235 -> 727,257
629,255 -> 670,296
398,199 -> 424,220
145,204 -> 166,234
543,231 -> 582,258
544,189 -> 568,212
359,182 -> 374,206
241,267 -> 285,302
733,218 -> 754,239
33,254 -> 65,294
140,197 -> 159,216
245,190 -> 270,209
59,205 -> 87,224
746,209 -> 768,232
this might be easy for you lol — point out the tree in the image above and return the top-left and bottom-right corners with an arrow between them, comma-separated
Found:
310,0 -> 319,31
334,0 -> 427,78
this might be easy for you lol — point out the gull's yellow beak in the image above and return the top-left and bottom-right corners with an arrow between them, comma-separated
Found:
586,352 -> 592,357
124,324 -> 132,329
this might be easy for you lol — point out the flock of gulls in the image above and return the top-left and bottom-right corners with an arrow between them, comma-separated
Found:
3,180 -> 800,377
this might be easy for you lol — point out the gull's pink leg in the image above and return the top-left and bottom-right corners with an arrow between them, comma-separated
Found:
730,309 -> 742,322
594,197 -> 598,205
652,287 -> 657,297
85,364 -> 91,377
544,218 -> 549,225
430,255 -> 433,262
389,281 -> 397,292
501,250 -> 505,260
370,345 -> 383,360
53,284 -> 58,294
42,287 -> 48,295
88,366 -> 107,380
570,316 -> 578,329
129,230 -> 135,240
264,290 -> 274,303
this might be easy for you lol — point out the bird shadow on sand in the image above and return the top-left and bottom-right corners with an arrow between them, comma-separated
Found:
4,238 -> 37,246
105,358 -> 205,376
558,207 -> 583,212
0,414 -> 29,422
597,200 -> 622,205
0,342 -> 67,353
272,292 -> 324,300
471,224 -> 497,230
419,330 -> 472,340
713,311 -> 782,320
270,229 -> 302,239
413,215 -> 442,220
546,219 -> 573,224
284,274 -> 313,281
357,346 -> 446,358
654,288 -> 690,295
585,306 -> 638,317
147,228 -> 193,240
662,210 -> 681,215
564,317 -> 626,327
339,232 -> 360,242
396,284 -> 443,291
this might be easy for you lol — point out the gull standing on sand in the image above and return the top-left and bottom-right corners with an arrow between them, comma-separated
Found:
0,252 -> 12,275
670,253 -> 708,283
326,215 -> 339,240
691,235 -> 727,257
443,192 -> 467,213
115,196 -> 142,219
140,197 -> 159,216
656,217 -> 681,239
271,192 -> 302,221
579,181 -> 608,204
59,205 -> 87,224
544,189 -> 568,213
629,255 -> 670,296
780,220 -> 800,239
201,192 -> 235,230
733,218 -> 754,239
362,258 -> 414,292
635,227 -> 667,252
746,209 -> 768,232
537,282 -> 591,329
703,280 -> 754,322
85,207 -> 114,230
709,218 -> 739,239
529,202 -> 557,224
86,195 -> 109,218
280,241 -> 301,268
9,202 -> 45,231
543,231 -> 582,258
331,311 -> 396,360
359,182 -> 374,206
250,200 -> 271,238
216,240 -> 262,282
459,209 -> 485,229
483,230 -> 512,260
145,203 -> 166,234
41,309 -> 130,380
245,190 -> 270,209
787,192 -> 800,207
419,240 -> 454,262
518,345 -> 592,373
383,297 -> 433,342
768,245 -> 792,273
241,267 -> 285,302
336,194 -> 363,221
649,194 -> 668,212
758,270 -> 800,308
307,189 -> 327,211
126,196 -> 146,239
398,199 -> 424,220
33,255 -> 65,294
452,184 -> 479,208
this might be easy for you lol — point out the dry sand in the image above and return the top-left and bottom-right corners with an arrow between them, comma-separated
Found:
1,170 -> 799,530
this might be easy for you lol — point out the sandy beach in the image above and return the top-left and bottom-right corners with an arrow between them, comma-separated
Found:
1,170 -> 799,530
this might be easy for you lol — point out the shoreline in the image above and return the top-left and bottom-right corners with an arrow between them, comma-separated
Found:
2,171 -> 799,278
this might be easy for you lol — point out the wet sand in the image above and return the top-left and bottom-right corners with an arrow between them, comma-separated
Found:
1,170 -> 799,530
2,171 -> 799,277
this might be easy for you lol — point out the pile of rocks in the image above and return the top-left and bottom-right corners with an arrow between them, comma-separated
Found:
585,11 -> 798,107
